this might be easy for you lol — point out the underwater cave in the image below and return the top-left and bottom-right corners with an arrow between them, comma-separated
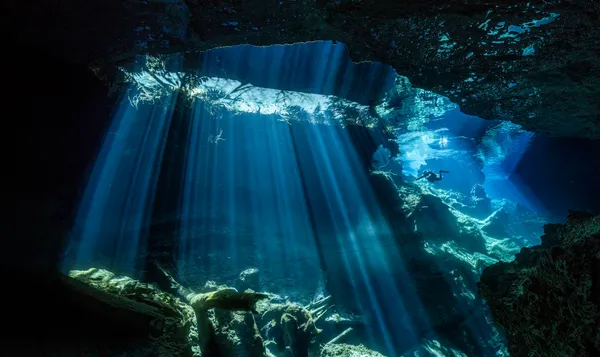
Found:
4,1 -> 600,357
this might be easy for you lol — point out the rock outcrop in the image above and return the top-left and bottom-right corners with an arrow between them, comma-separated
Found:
5,0 -> 600,138
235,268 -> 261,292
481,208 -> 510,237
366,172 -> 508,356
470,184 -> 492,217
59,266 -> 390,357
478,211 -> 600,357
69,268 -> 201,356
320,343 -> 385,357
209,309 -> 268,357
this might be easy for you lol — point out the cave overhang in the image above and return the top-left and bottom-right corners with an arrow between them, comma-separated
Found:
11,0 -> 600,138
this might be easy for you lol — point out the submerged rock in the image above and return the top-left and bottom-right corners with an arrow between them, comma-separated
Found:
209,309 -> 268,357
400,339 -> 474,357
320,343 -> 386,357
68,267 -> 321,357
70,267 -> 274,357
256,299 -> 323,357
69,268 -> 200,357
478,211 -> 600,357
235,268 -> 261,292
368,171 -> 504,355
481,208 -> 510,237
409,192 -> 488,254
470,184 -> 492,218
189,287 -> 269,314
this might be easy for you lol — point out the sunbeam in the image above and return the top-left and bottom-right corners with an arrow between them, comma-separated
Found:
64,88 -> 177,276
55,41 -> 600,357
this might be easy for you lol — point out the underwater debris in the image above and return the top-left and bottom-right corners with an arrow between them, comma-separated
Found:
400,339 -> 471,357
258,298 -> 324,357
153,263 -> 381,357
59,264 -> 456,357
324,312 -> 369,326
69,265 -> 343,357
155,262 -> 269,315
157,263 -> 271,356
209,307 -> 269,357
478,211 -> 600,357
190,288 -> 269,314
324,327 -> 354,346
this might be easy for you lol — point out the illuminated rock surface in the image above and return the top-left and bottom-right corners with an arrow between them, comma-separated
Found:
58,267 -> 387,357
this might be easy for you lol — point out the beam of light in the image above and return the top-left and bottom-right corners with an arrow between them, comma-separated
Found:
176,102 -> 323,294
62,88 -> 177,276
62,42 -> 506,356
293,122 -> 432,355
166,43 -> 433,355
479,123 -> 545,215
130,71 -> 376,126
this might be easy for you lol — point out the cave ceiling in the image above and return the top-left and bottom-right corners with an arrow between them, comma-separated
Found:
7,0 -> 600,138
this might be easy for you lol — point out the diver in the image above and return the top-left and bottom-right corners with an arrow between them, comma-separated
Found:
416,169 -> 449,183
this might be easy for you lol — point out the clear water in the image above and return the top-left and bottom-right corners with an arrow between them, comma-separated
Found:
60,41 -> 597,356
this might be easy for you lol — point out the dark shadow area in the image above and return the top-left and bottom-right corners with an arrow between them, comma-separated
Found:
512,136 -> 600,217
0,265 -> 152,356
3,39 -> 115,273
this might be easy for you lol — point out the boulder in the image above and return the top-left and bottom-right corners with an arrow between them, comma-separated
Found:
235,268 -> 261,292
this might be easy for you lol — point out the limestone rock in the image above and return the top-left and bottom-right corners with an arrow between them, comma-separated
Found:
478,212 -> 600,357
481,208 -> 510,237
409,193 -> 487,254
7,0 -> 600,137
400,339 -> 482,357
235,268 -> 261,292
257,301 -> 321,357
68,268 -> 200,357
209,309 -> 268,357
470,184 -> 492,218
189,287 -> 269,314
320,343 -> 386,357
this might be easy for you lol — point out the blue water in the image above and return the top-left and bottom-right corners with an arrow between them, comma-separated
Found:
61,41 -> 600,356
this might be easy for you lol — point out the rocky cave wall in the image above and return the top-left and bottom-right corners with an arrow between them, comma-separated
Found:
4,0 -> 600,138
478,211 -> 600,357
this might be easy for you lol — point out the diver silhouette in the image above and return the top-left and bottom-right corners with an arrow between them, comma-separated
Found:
416,169 -> 449,183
